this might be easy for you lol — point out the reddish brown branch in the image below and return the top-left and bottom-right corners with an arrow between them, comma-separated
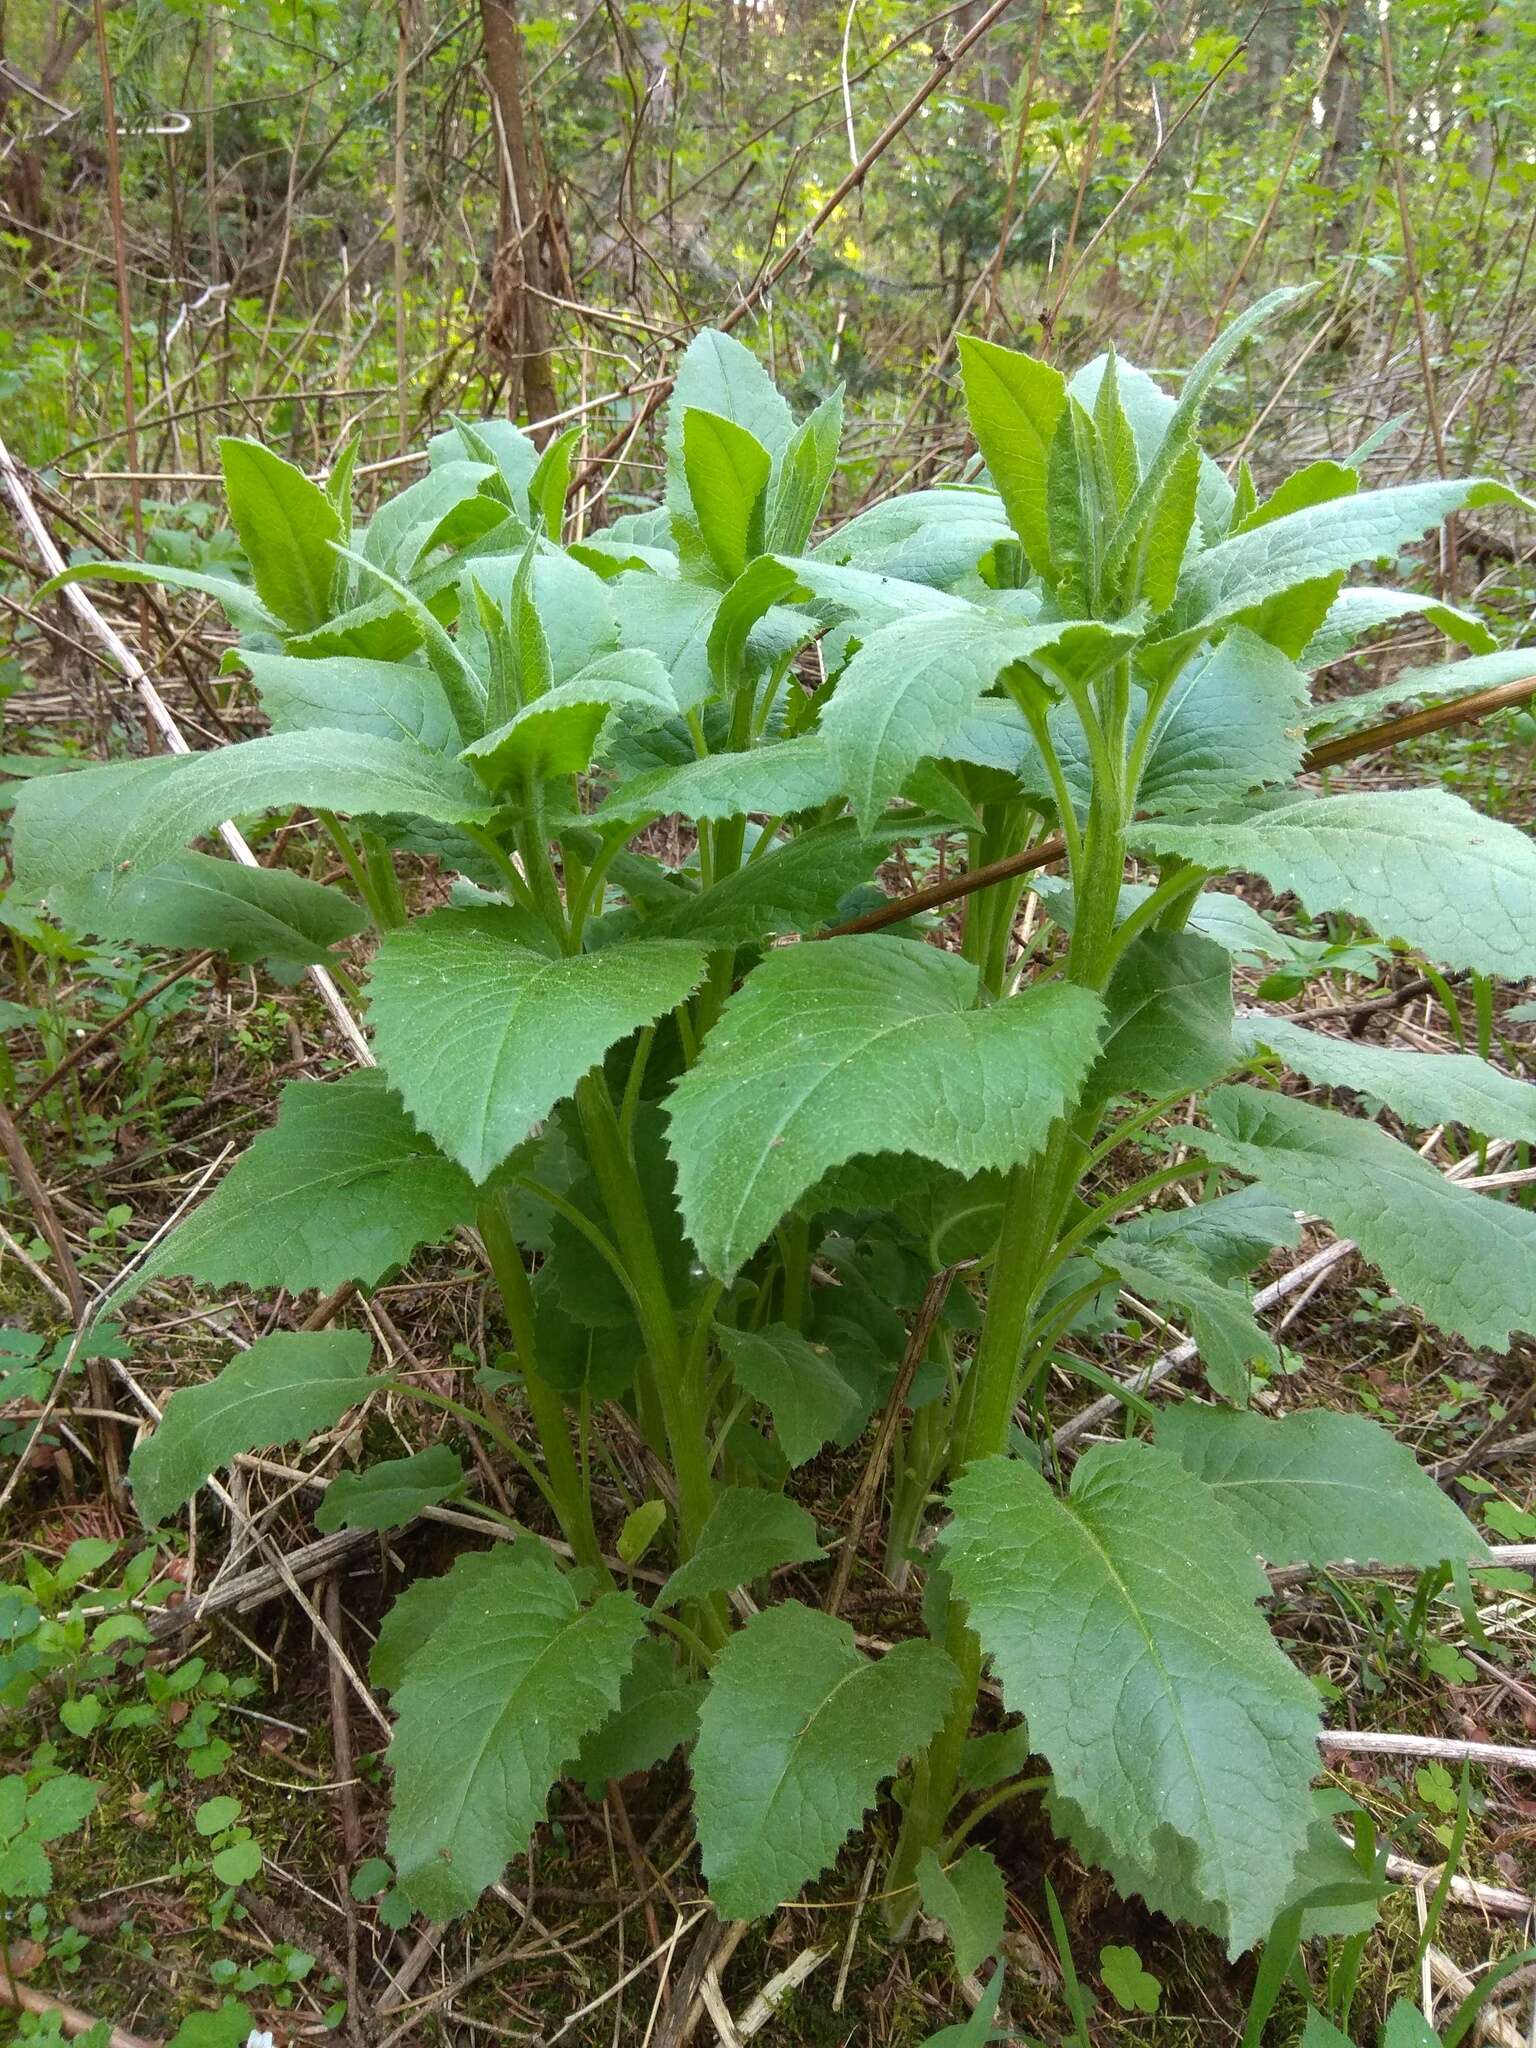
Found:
821,671 -> 1536,941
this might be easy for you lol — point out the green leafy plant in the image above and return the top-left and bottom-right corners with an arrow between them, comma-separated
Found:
17,301 -> 1536,1976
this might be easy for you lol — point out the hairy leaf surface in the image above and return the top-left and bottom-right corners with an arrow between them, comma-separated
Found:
942,1446 -> 1320,1954
46,852 -> 366,967
1134,789 -> 1536,978
691,1602 -> 957,1920
369,908 -> 709,1180
667,936 -> 1102,1276
239,651 -> 458,752
12,731 -> 493,899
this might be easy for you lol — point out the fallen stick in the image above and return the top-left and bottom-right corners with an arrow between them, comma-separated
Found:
735,1947 -> 834,2039
1425,1946 -> 1525,2048
0,432 -> 371,1066
1054,1138 -> 1516,1452
0,1968 -> 161,2048
1320,1729 -> 1536,1773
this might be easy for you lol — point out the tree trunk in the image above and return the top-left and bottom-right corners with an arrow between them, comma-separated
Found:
479,0 -> 560,434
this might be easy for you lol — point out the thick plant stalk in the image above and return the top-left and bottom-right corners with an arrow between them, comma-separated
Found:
886,784 -> 1133,1913
574,1074 -> 716,1556
478,1193 -> 605,1578
825,669 -> 1536,942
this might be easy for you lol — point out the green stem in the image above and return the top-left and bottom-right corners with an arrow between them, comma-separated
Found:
574,1073 -> 716,1556
477,1193 -> 606,1579
889,800 -> 1131,1919
316,810 -> 394,934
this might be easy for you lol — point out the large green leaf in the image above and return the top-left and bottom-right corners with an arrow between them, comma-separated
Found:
717,1323 -> 863,1466
130,1330 -> 376,1526
46,851 -> 366,967
1199,1084 -> 1536,1353
11,731 -> 494,901
1300,586 -> 1495,671
1156,1407 -> 1487,1568
941,1445 -> 1320,1954
315,1445 -> 466,1533
387,1543 -> 647,1917
1303,647 -> 1536,736
239,650 -> 457,752
1135,629 -> 1308,813
1089,932 -> 1235,1103
362,460 -> 499,581
1164,478 -> 1530,646
136,1075 -> 482,1294
1114,1183 -> 1300,1282
36,557 -> 275,635
821,609 -> 1119,828
958,338 -> 1066,573
371,1549 -> 506,1691
815,486 -> 1010,584
596,734 -> 843,825
767,389 -> 843,555
665,329 -> 794,507
666,936 -> 1102,1277
1133,788 -> 1536,979
368,908 -> 709,1180
1235,1014 -> 1536,1139
657,1486 -> 823,1612
219,436 -> 342,633
691,1601 -> 957,1920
